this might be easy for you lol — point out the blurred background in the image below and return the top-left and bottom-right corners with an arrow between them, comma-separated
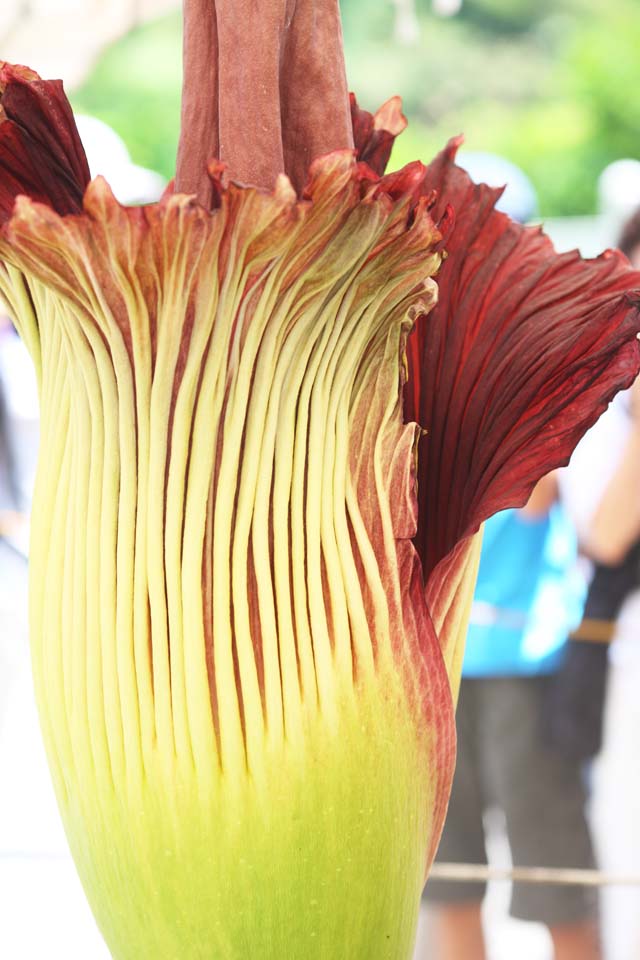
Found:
2,1 -> 640,958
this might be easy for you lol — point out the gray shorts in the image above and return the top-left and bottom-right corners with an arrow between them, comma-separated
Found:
423,675 -> 597,926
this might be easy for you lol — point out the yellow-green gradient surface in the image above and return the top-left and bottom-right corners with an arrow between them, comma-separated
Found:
0,156 -> 453,959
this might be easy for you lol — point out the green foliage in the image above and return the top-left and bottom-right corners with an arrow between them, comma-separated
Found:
460,0 -> 554,35
567,6 -> 640,159
70,0 -> 640,217
71,13 -> 182,181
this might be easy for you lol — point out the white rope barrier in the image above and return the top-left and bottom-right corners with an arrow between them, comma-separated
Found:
430,862 -> 640,888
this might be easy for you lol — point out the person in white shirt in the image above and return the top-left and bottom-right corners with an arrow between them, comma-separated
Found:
561,372 -> 640,960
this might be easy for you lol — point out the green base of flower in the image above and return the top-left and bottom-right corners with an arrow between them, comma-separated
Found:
53,678 -> 434,960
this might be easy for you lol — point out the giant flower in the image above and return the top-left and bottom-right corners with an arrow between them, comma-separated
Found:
1,3 -> 639,958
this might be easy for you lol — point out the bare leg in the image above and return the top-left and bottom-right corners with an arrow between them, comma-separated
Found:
416,901 -> 487,960
550,920 -> 601,960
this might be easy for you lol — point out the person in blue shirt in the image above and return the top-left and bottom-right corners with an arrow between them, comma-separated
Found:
419,474 -> 600,960
463,500 -> 584,678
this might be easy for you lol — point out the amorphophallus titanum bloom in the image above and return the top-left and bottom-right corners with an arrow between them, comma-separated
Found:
1,2 -> 640,957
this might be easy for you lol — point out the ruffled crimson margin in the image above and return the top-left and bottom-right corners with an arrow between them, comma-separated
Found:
0,62 -> 90,225
352,97 -> 640,678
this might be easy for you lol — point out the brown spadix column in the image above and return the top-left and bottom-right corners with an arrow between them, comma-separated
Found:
176,0 -> 354,205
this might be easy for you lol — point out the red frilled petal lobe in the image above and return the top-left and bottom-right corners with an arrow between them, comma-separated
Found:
350,93 -> 407,178
0,62 -> 90,224
404,138 -> 640,674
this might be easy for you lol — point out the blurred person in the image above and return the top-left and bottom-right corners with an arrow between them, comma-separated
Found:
539,213 -> 640,773
557,211 -> 640,960
418,476 -> 600,960
598,160 -> 640,248
560,375 -> 640,960
618,208 -> 640,269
